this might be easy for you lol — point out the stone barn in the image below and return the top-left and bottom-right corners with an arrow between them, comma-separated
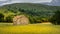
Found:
13,15 -> 29,25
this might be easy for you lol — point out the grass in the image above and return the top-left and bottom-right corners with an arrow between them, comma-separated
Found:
0,23 -> 60,34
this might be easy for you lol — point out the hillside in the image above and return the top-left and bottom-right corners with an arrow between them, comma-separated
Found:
0,3 -> 60,23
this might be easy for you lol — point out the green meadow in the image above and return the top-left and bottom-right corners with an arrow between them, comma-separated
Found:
0,23 -> 60,34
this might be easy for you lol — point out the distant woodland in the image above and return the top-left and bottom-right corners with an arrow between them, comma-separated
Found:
0,3 -> 60,25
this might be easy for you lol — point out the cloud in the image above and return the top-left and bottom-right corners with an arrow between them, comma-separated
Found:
11,0 -> 52,3
0,0 -> 7,1
0,0 -> 52,6
0,0 -> 52,3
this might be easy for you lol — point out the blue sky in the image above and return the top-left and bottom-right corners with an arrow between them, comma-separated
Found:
0,0 -> 52,6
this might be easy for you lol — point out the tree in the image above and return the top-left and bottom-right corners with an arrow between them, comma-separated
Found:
50,10 -> 60,25
0,13 -> 4,22
5,15 -> 13,23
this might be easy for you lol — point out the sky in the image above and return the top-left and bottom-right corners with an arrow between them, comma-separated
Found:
0,0 -> 52,6
0,0 -> 52,2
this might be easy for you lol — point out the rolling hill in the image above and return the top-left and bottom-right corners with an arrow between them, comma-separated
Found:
0,3 -> 60,23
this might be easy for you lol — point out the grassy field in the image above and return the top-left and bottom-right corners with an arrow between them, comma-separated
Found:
0,23 -> 60,34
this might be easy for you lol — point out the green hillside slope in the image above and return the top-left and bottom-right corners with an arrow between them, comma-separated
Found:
0,3 -> 60,23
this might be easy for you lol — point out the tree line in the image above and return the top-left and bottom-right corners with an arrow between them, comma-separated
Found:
0,9 -> 60,25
